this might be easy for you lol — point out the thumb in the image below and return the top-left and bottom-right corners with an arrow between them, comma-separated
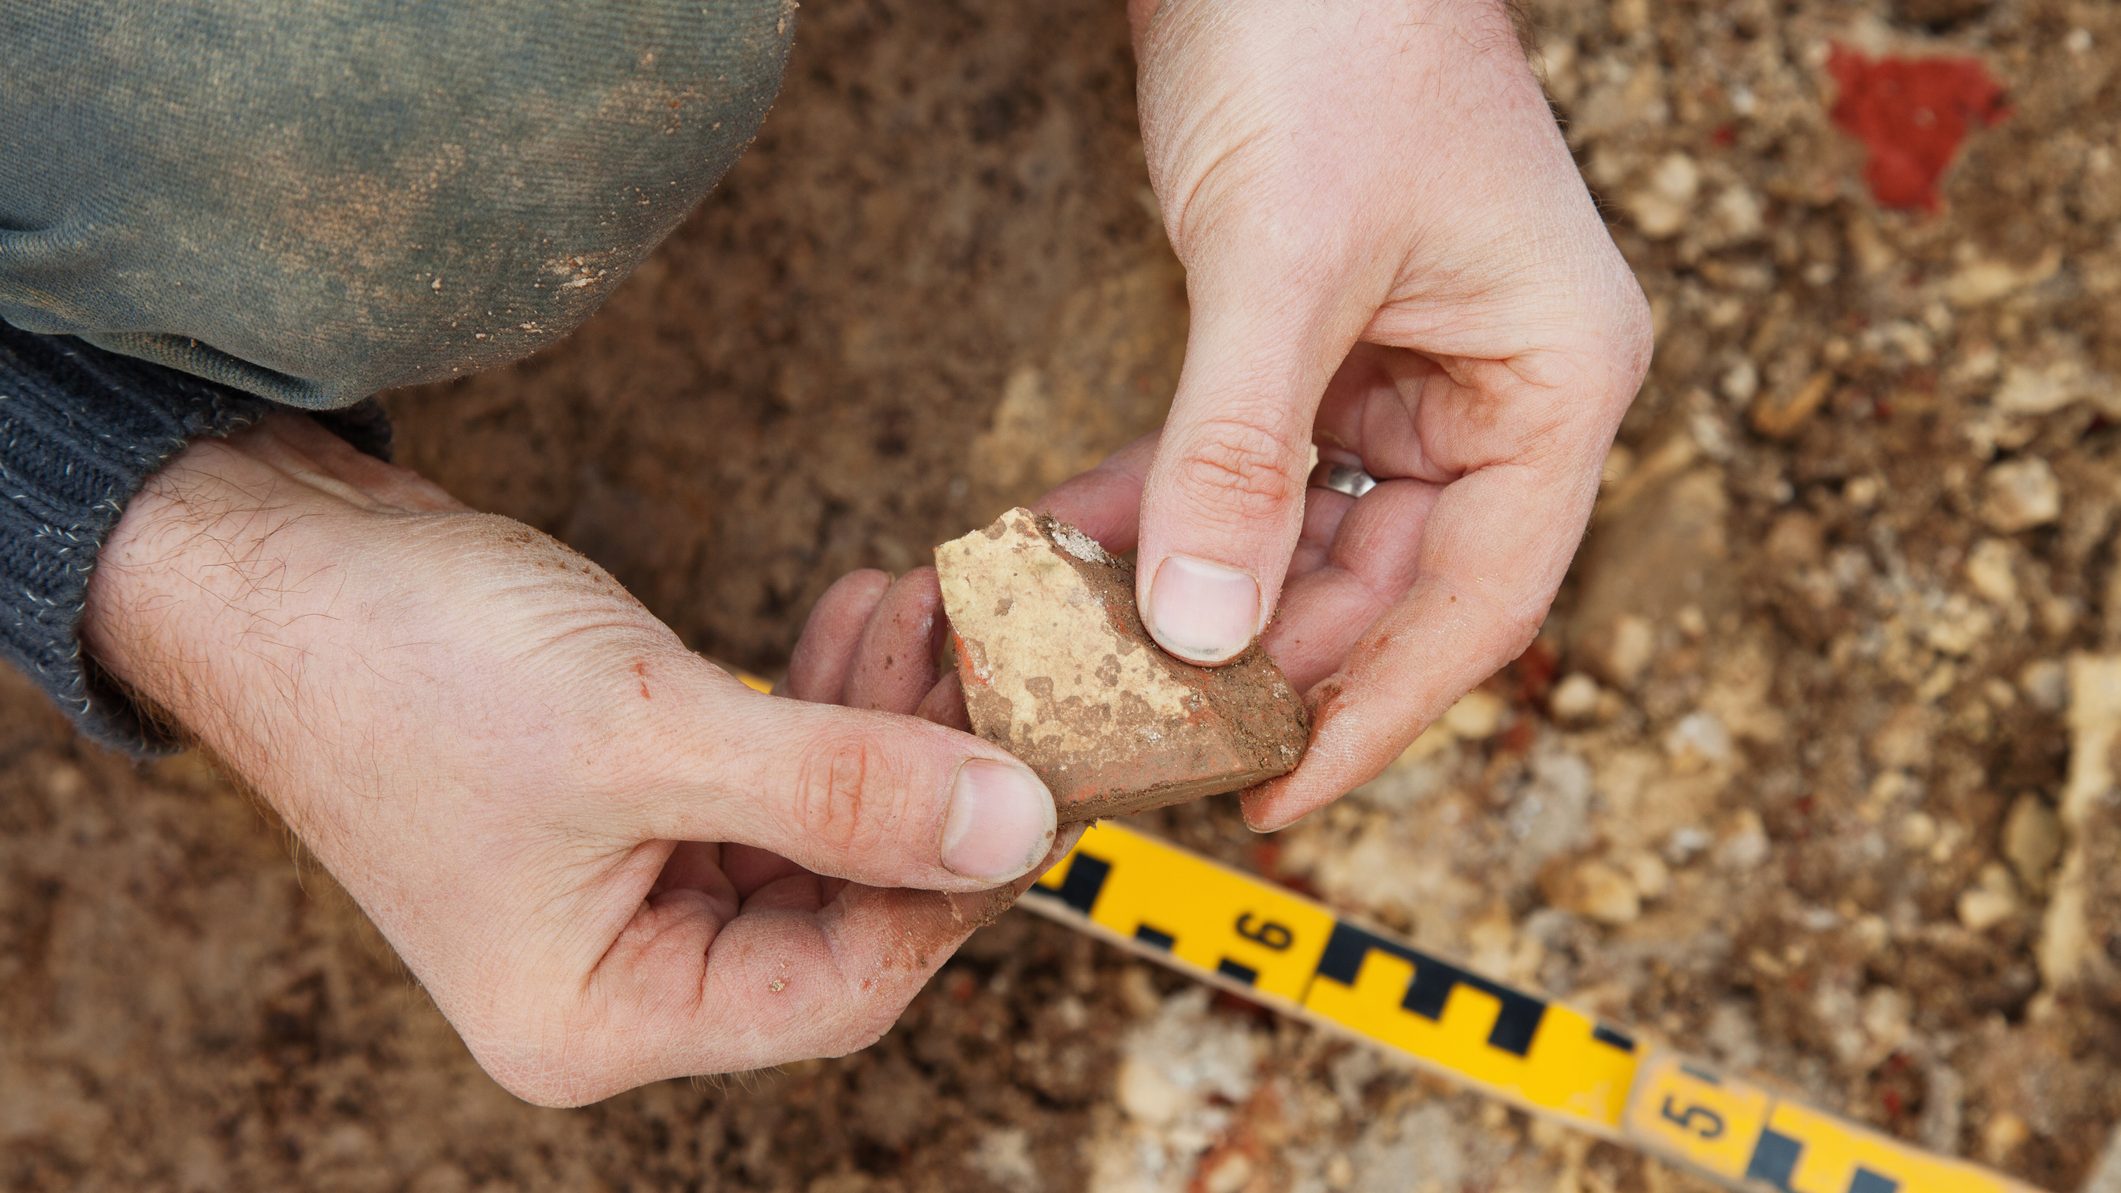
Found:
1137,254 -> 1367,664
624,677 -> 1058,893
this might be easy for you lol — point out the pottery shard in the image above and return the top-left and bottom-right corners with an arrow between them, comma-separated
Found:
935,508 -> 1308,822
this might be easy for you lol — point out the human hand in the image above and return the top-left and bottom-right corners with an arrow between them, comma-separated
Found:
82,414 -> 1060,1105
1051,0 -> 1652,829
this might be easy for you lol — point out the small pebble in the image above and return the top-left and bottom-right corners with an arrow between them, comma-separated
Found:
1443,690 -> 1508,740
1549,673 -> 1604,724
1964,539 -> 2019,606
2001,795 -> 2062,890
1542,858 -> 1642,925
1980,458 -> 2062,532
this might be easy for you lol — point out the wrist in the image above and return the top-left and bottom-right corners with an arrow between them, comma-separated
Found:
81,412 -> 461,762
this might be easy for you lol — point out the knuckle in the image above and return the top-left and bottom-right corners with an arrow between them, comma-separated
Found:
1173,413 -> 1305,524
1158,135 -> 1270,263
466,1015 -> 601,1108
487,1063 -> 586,1109
819,999 -> 901,1059
1609,286 -> 1656,389
1451,579 -> 1555,673
1263,218 -> 1357,290
791,736 -> 888,855
1582,274 -> 1655,416
1493,600 -> 1551,664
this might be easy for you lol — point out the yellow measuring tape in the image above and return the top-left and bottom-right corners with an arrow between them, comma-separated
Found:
1021,822 -> 2037,1193
731,670 -> 2031,1191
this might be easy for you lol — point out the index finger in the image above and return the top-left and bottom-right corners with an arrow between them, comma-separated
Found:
1241,440 -> 1609,831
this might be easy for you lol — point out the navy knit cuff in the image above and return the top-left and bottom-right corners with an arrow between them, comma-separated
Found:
0,322 -> 389,754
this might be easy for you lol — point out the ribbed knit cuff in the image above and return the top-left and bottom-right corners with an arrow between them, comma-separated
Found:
0,322 -> 390,754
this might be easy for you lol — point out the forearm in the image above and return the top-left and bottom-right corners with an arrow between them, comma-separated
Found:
80,413 -> 460,783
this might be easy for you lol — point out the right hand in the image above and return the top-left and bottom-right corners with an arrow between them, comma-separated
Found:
1043,0 -> 1650,832
82,413 -> 1061,1105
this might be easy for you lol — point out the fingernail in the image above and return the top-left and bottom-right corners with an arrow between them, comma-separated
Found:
1147,554 -> 1260,664
943,760 -> 1057,882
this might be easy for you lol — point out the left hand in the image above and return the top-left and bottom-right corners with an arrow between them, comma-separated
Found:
84,415 -> 1067,1104
1044,0 -> 1654,830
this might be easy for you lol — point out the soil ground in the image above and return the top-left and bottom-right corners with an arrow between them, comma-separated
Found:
5,1 -> 2120,1190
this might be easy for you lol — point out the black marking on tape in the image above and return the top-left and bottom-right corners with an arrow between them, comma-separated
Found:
1744,1127 -> 1802,1191
1593,1024 -> 1637,1053
1134,924 -> 1175,951
1026,852 -> 1111,916
1681,1062 -> 1721,1084
1216,959 -> 1259,986
1316,922 -> 1547,1057
1848,1169 -> 1899,1193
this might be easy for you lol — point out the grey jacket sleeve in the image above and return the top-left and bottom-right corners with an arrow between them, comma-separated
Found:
0,321 -> 388,753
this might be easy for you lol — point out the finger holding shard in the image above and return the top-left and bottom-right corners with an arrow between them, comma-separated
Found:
934,507 -> 1308,822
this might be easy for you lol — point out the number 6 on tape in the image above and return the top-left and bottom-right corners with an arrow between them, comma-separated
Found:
1031,821 -> 1333,1003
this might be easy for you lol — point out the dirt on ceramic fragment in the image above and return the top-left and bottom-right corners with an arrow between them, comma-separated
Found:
934,507 -> 1308,822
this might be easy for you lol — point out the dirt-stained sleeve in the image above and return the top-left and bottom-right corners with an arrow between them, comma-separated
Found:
0,0 -> 797,409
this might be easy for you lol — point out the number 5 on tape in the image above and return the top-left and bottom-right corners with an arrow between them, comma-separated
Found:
1627,1054 -> 2034,1193
1629,1055 -> 1774,1181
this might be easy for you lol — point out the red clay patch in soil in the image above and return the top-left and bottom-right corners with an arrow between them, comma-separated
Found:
1827,44 -> 2009,211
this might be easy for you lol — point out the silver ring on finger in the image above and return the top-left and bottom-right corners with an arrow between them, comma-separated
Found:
1310,461 -> 1378,499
